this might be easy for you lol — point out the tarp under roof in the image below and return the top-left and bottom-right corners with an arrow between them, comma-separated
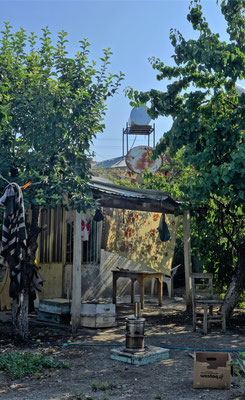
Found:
89,177 -> 181,214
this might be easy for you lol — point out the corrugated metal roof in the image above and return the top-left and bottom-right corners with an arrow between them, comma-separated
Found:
92,156 -> 126,169
89,177 -> 180,207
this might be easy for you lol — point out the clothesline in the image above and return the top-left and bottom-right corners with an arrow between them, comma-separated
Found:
0,174 -> 42,190
0,174 -> 9,185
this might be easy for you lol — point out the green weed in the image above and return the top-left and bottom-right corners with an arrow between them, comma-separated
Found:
100,381 -> 109,391
92,380 -> 98,391
231,353 -> 245,395
0,351 -> 69,379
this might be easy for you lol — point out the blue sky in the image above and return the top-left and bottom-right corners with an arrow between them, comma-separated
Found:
0,0 -> 232,161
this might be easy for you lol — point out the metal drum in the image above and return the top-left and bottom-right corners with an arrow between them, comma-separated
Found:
125,317 -> 145,350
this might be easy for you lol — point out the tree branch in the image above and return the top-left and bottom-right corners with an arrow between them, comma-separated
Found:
211,195 -> 239,250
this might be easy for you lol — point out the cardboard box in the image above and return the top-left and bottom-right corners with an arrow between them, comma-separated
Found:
194,352 -> 231,389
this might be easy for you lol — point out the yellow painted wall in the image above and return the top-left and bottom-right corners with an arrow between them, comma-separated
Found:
106,209 -> 180,275
38,263 -> 64,299
0,269 -> 12,310
0,263 -> 64,310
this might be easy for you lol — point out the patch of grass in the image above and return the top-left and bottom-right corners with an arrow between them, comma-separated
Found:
108,382 -> 118,390
91,380 -> 116,395
92,380 -> 98,391
155,395 -> 163,400
99,381 -> 109,391
0,351 -> 69,379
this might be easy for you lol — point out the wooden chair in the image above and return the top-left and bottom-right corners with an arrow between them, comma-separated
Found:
191,273 -> 226,334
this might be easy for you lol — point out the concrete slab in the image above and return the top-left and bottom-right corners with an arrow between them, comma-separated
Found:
110,345 -> 169,365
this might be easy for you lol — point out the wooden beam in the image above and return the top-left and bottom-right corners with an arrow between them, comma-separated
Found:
183,210 -> 192,310
93,195 -> 176,214
71,210 -> 82,334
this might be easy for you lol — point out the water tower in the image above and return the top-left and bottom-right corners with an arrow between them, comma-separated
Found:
122,105 -> 155,157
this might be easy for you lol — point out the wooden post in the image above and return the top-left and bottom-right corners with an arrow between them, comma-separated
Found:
183,210 -> 192,310
49,209 -> 54,262
130,279 -> 136,304
157,276 -> 163,307
71,210 -> 82,334
62,207 -> 67,266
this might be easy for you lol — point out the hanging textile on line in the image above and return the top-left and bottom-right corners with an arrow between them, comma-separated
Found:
157,213 -> 171,242
0,183 -> 27,298
81,218 -> 90,241
93,208 -> 104,222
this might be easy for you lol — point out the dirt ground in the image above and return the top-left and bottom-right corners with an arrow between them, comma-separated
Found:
1,296 -> 245,400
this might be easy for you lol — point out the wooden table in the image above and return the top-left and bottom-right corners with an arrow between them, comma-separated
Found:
112,270 -> 163,309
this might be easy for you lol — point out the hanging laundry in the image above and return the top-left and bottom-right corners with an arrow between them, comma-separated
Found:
93,208 -> 104,222
0,190 -> 8,207
157,213 -> 171,242
0,183 -> 27,298
81,218 -> 90,241
31,266 -> 44,293
29,265 -> 45,311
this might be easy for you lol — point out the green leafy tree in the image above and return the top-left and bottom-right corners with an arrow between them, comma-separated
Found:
0,22 -> 124,336
127,0 -> 245,317
143,157 -> 235,292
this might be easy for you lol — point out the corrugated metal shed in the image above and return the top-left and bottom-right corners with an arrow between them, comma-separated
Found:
89,177 -> 181,214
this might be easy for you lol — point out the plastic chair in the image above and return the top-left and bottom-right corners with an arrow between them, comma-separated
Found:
163,264 -> 181,298
151,264 -> 181,298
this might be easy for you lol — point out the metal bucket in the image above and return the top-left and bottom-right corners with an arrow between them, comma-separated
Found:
125,317 -> 145,350
126,317 -> 145,336
126,334 -> 145,350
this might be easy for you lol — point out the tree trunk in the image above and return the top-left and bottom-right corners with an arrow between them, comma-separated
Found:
27,205 -> 41,263
12,205 -> 41,338
12,292 -> 29,338
223,242 -> 245,319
